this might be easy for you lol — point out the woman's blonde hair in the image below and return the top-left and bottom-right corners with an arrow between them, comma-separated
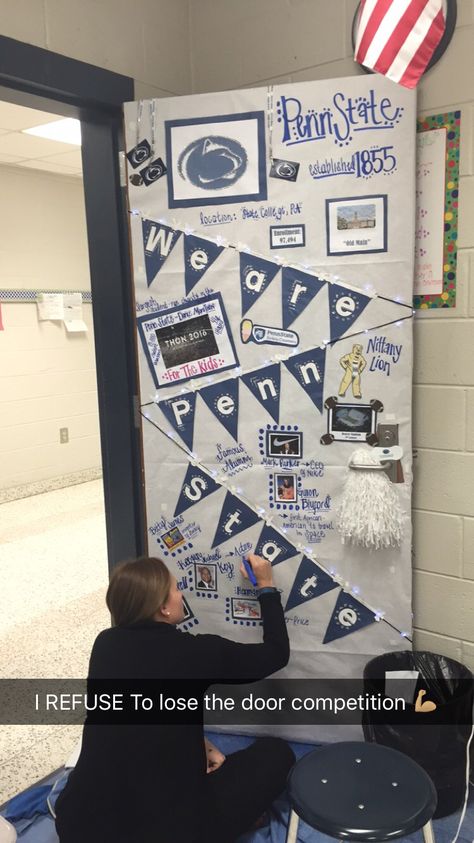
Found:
106,556 -> 171,626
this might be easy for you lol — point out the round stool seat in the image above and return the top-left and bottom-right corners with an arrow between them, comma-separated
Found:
287,741 -> 437,841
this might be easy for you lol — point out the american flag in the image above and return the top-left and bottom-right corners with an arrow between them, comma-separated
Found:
354,0 -> 446,88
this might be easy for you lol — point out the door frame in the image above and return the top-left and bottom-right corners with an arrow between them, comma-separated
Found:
0,34 -> 145,571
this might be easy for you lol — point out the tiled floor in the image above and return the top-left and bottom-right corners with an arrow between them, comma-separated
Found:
0,480 -> 109,804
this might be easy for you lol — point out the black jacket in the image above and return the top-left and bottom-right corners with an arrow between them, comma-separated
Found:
55,591 -> 289,843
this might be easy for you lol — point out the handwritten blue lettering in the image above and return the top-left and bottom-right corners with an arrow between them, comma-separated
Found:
278,90 -> 403,148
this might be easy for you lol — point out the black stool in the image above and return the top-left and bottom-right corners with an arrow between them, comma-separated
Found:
286,741 -> 437,843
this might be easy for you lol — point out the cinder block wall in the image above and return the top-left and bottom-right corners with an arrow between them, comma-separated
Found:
1,0 -> 472,661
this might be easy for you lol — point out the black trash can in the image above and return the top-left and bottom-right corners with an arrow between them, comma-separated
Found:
363,650 -> 473,818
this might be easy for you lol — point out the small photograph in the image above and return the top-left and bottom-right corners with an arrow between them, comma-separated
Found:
336,203 -> 376,230
274,473 -> 298,502
329,403 -> 375,442
155,313 -> 219,369
326,195 -> 387,256
231,598 -> 262,620
194,563 -> 217,592
266,430 -> 302,459
161,526 -> 185,551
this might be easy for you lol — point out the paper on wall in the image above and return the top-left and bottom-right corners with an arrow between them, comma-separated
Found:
63,293 -> 88,333
37,292 -> 64,321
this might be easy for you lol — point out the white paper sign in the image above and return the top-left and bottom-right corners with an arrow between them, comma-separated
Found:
63,293 -> 88,332
36,293 -> 64,321
414,128 -> 446,295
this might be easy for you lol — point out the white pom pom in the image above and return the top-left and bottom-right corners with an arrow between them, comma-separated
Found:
336,449 -> 404,550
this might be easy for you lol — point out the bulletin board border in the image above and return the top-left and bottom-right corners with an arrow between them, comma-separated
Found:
414,110 -> 461,310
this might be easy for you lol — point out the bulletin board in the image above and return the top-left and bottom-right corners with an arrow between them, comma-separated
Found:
123,76 -> 416,740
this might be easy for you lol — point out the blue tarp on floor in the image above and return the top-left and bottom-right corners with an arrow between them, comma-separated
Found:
2,734 -> 473,842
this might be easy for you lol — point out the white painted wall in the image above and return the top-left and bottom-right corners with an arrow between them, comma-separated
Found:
0,165 -> 100,492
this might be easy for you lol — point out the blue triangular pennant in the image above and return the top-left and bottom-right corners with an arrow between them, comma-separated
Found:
284,347 -> 326,412
200,379 -> 239,441
240,253 -> 280,316
174,463 -> 221,517
281,267 -> 325,330
183,234 -> 224,295
285,557 -> 338,612
328,284 -> 371,342
159,392 -> 197,450
241,364 -> 281,424
254,524 -> 298,567
211,492 -> 260,548
322,591 -> 376,644
142,219 -> 181,287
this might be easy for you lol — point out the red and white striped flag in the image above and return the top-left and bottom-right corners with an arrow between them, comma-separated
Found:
354,0 -> 446,88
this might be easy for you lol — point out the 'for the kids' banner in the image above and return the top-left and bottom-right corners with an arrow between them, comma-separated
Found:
124,76 -> 416,741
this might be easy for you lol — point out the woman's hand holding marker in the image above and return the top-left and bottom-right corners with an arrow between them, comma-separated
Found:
240,554 -> 274,589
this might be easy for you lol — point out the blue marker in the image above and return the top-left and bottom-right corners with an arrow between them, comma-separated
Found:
243,557 -> 258,587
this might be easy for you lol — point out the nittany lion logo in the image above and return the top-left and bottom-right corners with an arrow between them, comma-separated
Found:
178,136 -> 247,190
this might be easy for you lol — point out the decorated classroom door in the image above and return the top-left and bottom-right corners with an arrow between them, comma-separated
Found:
123,76 -> 416,740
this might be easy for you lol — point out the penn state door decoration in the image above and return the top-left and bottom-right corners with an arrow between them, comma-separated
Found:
124,76 -> 416,738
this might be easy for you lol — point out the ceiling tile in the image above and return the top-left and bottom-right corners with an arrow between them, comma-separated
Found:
0,101 -> 66,132
0,132 -> 75,157
40,149 -> 82,168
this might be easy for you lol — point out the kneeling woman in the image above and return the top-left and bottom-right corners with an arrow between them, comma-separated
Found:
55,554 -> 294,843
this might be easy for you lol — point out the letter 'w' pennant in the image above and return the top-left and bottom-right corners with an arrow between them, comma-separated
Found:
354,0 -> 445,89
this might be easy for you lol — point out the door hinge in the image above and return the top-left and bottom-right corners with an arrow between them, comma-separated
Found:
118,150 -> 127,188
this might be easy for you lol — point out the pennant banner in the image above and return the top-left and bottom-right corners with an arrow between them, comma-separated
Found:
200,379 -> 239,441
282,267 -> 325,330
240,253 -> 280,316
241,364 -> 281,424
159,392 -> 197,450
142,219 -> 181,287
323,591 -> 377,644
254,524 -> 299,567
328,284 -> 371,342
285,556 -> 338,612
211,492 -> 261,548
284,347 -> 326,412
174,463 -> 221,517
183,233 -> 224,295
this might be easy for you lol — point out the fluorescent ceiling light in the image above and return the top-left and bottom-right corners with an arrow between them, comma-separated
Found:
23,118 -> 81,146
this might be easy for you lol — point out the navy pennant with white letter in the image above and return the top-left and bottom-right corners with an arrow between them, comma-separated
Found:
183,234 -> 224,295
254,524 -> 298,567
240,253 -> 280,316
285,556 -> 338,612
158,392 -> 197,451
211,492 -> 260,548
281,267 -> 325,330
323,591 -> 376,644
200,379 -> 239,441
174,463 -> 221,517
328,284 -> 371,342
284,347 -> 326,412
241,363 -> 281,424
142,219 -> 181,287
